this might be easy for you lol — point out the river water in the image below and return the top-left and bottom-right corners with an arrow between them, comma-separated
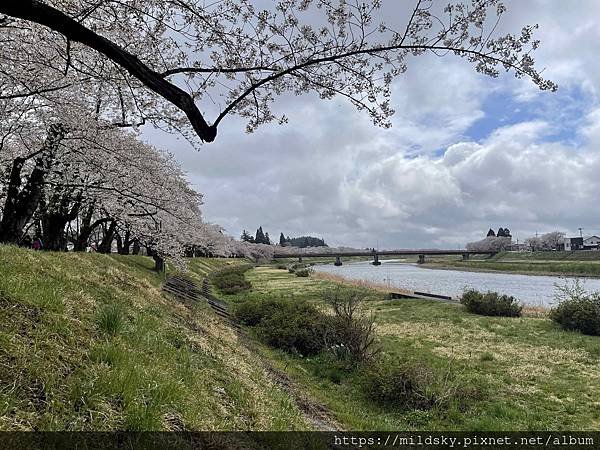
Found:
313,259 -> 600,307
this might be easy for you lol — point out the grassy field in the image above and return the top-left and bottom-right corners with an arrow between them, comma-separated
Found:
0,246 -> 307,431
224,266 -> 600,431
425,251 -> 600,277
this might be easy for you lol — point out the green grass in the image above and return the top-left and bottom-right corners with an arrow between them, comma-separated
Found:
0,246 -> 306,431
234,267 -> 600,431
425,251 -> 600,277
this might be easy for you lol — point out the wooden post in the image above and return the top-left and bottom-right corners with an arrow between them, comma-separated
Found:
334,255 -> 342,266
418,254 -> 425,264
372,253 -> 381,266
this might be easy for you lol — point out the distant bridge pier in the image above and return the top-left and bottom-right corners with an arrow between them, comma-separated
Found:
418,254 -> 425,264
462,253 -> 470,261
334,255 -> 342,266
372,253 -> 381,266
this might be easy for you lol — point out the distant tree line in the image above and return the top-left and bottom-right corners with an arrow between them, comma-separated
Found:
240,227 -> 327,248
279,233 -> 327,248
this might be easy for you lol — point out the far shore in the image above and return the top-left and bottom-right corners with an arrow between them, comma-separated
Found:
420,262 -> 600,279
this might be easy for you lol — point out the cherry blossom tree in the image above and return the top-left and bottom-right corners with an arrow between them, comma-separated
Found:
1,1 -> 556,144
466,235 -> 511,252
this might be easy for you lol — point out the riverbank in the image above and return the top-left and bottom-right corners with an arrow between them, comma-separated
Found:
424,251 -> 600,278
221,265 -> 600,430
0,246 -> 308,431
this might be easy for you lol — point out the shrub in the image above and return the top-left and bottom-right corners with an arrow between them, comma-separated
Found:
360,360 -> 435,410
276,264 -> 287,270
295,268 -> 311,277
460,289 -> 522,317
234,287 -> 380,363
257,305 -> 329,356
211,265 -> 252,295
323,287 -> 380,362
97,304 -> 125,336
360,359 -> 480,411
550,282 -> 600,336
233,298 -> 329,356
233,297 -> 290,327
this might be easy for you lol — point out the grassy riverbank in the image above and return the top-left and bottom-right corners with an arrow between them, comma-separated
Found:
424,251 -> 600,277
224,266 -> 600,430
0,246 -> 306,431
3,246 -> 599,432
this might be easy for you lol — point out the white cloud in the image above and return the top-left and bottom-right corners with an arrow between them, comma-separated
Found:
143,1 -> 600,248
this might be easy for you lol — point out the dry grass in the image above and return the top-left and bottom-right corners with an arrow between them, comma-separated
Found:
312,271 -> 395,293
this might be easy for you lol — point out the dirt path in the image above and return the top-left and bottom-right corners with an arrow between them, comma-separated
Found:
178,276 -> 343,431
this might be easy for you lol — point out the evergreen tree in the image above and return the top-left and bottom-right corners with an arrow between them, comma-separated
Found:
241,230 -> 253,242
487,228 -> 496,237
497,227 -> 505,237
264,232 -> 270,245
279,232 -> 286,246
503,228 -> 511,237
255,226 -> 265,244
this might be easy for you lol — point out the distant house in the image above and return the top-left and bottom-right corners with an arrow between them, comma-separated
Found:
583,236 -> 600,250
563,237 -> 584,251
563,236 -> 600,251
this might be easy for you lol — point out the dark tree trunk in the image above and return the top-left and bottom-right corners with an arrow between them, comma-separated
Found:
115,232 -> 123,254
119,230 -> 132,255
74,203 -> 94,251
132,239 -> 140,255
42,215 -> 69,251
0,124 -> 67,244
98,221 -> 117,254
153,254 -> 165,273
41,192 -> 81,252
146,246 -> 165,272
74,205 -> 112,252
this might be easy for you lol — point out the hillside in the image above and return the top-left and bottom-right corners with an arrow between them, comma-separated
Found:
0,246 -> 307,431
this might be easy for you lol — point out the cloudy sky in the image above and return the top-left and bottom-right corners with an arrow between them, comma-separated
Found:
145,0 -> 600,249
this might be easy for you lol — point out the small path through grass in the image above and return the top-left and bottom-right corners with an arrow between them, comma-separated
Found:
174,268 -> 342,431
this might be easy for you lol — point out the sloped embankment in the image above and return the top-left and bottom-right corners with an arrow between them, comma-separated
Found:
0,246 -> 307,431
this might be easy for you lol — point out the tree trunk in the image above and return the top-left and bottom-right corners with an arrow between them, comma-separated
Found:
115,232 -> 123,254
0,124 -> 67,244
98,220 -> 117,254
74,203 -> 94,251
153,254 -> 165,273
41,193 -> 81,252
119,230 -> 132,255
132,239 -> 140,255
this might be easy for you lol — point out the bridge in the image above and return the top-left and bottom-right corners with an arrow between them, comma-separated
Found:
272,249 -> 497,266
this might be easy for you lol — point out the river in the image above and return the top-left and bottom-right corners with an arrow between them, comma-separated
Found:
313,259 -> 600,307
